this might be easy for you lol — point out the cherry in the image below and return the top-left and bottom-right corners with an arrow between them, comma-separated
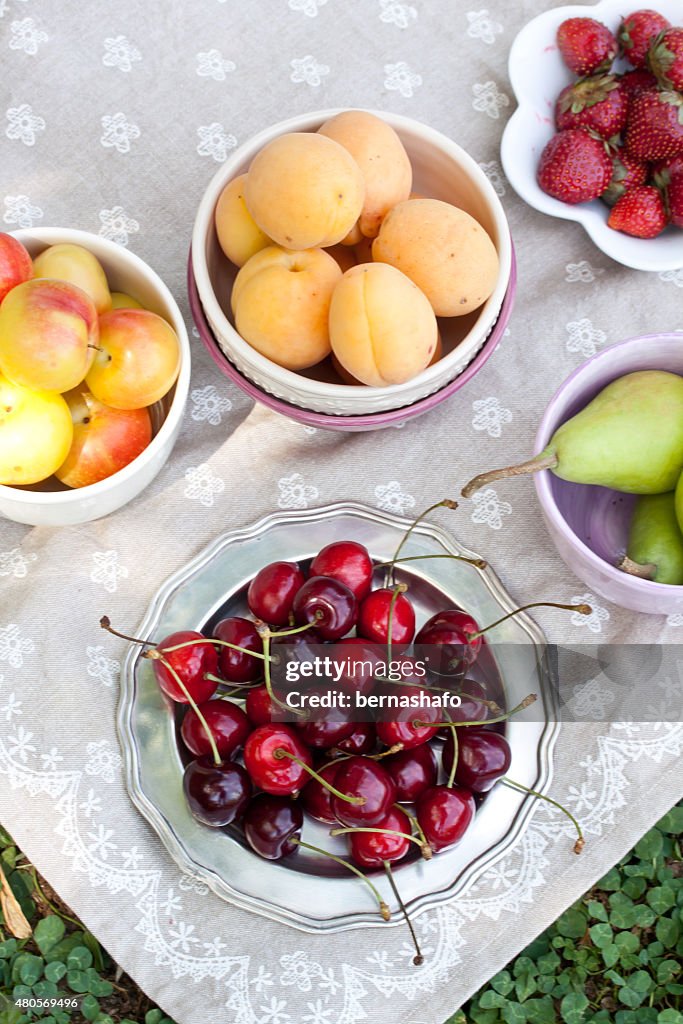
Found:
415,609 -> 482,676
416,785 -> 475,852
347,805 -> 412,868
332,756 -> 396,826
375,684 -> 441,750
296,715 -> 356,749
384,743 -> 438,803
358,587 -> 415,646
247,561 -> 305,626
213,616 -> 263,683
334,722 -> 376,756
332,637 -> 384,696
183,757 -> 251,827
180,699 -> 250,759
301,760 -> 342,823
292,576 -> 358,641
152,631 -> 218,704
243,724 -> 313,796
445,678 -> 491,725
442,729 -> 511,793
309,540 -> 374,601
243,794 -> 303,860
245,684 -> 277,727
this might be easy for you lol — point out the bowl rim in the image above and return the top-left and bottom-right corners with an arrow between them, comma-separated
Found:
501,0 -> 683,273
191,106 -> 512,403
0,227 -> 191,507
533,331 -> 683,595
188,243 -> 517,429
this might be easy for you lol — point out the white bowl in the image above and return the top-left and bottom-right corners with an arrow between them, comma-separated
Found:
192,109 -> 512,415
501,0 -> 683,273
0,228 -> 191,527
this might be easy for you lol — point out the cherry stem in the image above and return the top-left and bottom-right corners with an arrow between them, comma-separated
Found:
617,555 -> 657,581
261,632 -> 301,716
461,452 -> 559,499
383,861 -> 424,966
370,744 -> 404,760
148,652 -> 221,767
396,803 -> 432,857
330,825 -> 430,858
465,601 -> 592,640
387,499 -> 459,584
501,777 -> 585,854
261,617 -> 323,641
385,582 -> 407,665
101,615 -> 271,663
371,673 -> 501,713
100,616 -> 154,647
419,692 -> 537,730
273,750 -> 366,806
291,839 -> 390,920
376,553 -> 487,571
446,724 -> 459,790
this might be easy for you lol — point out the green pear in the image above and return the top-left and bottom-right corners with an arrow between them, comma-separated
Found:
675,470 -> 683,536
619,492 -> 683,585
463,370 -> 683,498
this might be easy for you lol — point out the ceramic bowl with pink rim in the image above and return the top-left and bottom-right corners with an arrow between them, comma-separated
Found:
191,108 -> 513,416
534,333 -> 683,615
188,248 -> 516,432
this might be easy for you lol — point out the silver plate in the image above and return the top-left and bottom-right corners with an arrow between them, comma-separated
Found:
117,502 -> 559,932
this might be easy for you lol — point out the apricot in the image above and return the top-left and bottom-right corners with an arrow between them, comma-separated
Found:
332,334 -> 442,385
0,371 -> 73,486
372,198 -> 499,317
32,243 -> 112,315
329,263 -> 437,387
232,246 -> 341,370
110,291 -> 143,310
215,173 -> 271,268
244,133 -> 365,249
318,111 -> 412,239
0,233 -> 32,303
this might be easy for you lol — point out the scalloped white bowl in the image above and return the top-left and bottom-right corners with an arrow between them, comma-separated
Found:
501,0 -> 683,272
192,109 -> 512,415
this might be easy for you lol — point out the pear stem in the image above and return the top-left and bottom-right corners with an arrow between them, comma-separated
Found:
383,861 -> 424,966
466,601 -> 592,640
617,555 -> 657,581
501,777 -> 584,854
461,451 -> 559,498
291,839 -> 390,920
273,750 -> 365,806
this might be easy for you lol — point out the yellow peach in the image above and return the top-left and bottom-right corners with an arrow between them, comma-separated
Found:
32,243 -> 112,315
215,173 -> 271,267
372,198 -> 499,317
231,246 -> 341,370
244,133 -> 365,249
329,263 -> 437,387
318,110 -> 412,239
0,372 -> 73,485
86,309 -> 180,409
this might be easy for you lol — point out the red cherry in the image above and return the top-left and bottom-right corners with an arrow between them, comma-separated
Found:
180,699 -> 250,759
243,724 -> 313,796
331,756 -> 396,826
296,715 -> 356,749
309,540 -> 374,601
301,760 -> 342,823
435,678 -> 491,738
335,722 -> 376,756
384,743 -> 437,802
442,729 -> 511,793
416,785 -> 475,852
357,588 -> 415,645
213,616 -> 263,683
347,805 -> 412,868
333,638 -> 384,696
415,609 -> 482,675
153,631 -> 218,704
245,683 -> 276,726
243,794 -> 303,859
247,561 -> 305,626
292,576 -> 358,640
375,684 -> 441,750
183,757 -> 251,827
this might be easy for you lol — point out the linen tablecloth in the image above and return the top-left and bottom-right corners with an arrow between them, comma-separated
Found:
1,2 -> 682,1022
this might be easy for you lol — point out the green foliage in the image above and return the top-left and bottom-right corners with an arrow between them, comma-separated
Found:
450,800 -> 683,1024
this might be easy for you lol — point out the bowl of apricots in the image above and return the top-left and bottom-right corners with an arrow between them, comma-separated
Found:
190,109 -> 514,422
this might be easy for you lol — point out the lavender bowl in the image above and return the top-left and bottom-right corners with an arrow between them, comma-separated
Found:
534,333 -> 683,615
188,247 -> 516,432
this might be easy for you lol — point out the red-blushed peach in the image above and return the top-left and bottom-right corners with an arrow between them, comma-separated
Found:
86,309 -> 181,409
55,387 -> 152,488
110,291 -> 143,310
0,371 -> 73,485
318,111 -> 412,239
32,243 -> 112,315
0,233 -> 32,304
0,278 -> 97,393
231,246 -> 341,370
244,133 -> 365,249
332,330 -> 443,384
329,263 -> 438,387
372,198 -> 499,317
327,244 -> 357,273
215,173 -> 271,267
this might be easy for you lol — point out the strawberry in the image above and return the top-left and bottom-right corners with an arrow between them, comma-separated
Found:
555,74 -> 628,136
557,17 -> 617,76
652,156 -> 683,228
651,153 -> 683,178
648,27 -> 683,91
607,184 -> 668,237
619,9 -> 670,68
602,146 -> 649,206
666,175 -> 683,227
625,88 -> 683,161
619,67 -> 658,101
537,129 -> 613,204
